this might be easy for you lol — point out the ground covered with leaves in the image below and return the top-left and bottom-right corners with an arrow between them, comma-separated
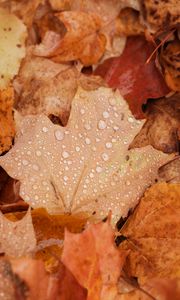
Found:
0,0 -> 180,299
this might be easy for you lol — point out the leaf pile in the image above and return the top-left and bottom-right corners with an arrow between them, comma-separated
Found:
0,1 -> 179,299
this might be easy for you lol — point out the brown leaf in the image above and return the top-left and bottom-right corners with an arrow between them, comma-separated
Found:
140,0 -> 180,35
130,93 -> 180,153
33,11 -> 106,65
0,209 -> 36,257
62,219 -> 127,300
14,52 -> 104,125
0,87 -> 15,154
159,39 -> 180,92
116,8 -> 145,37
119,183 -> 180,284
158,156 -> 180,183
0,87 -> 171,223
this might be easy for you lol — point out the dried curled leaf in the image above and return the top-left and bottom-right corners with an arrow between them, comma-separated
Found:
160,39 -> 180,92
0,87 -> 171,223
62,219 -> 126,300
34,11 -> 106,65
119,183 -> 180,285
0,209 -> 36,257
0,88 -> 15,154
130,93 -> 180,153
0,8 -> 27,89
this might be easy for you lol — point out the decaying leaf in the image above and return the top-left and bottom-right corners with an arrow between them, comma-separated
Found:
0,87 -> 15,154
130,93 -> 180,153
0,87 -> 171,223
158,156 -> 180,184
0,8 -> 27,89
14,53 -> 104,125
0,209 -> 36,257
160,39 -> 180,92
95,36 -> 170,119
116,8 -> 145,37
62,219 -> 126,300
33,11 -> 106,65
140,0 -> 180,35
119,183 -> 180,284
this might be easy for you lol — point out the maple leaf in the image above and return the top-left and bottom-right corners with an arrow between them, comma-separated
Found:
14,53 -> 104,126
33,11 -> 106,66
0,88 -> 15,155
118,183 -> 180,285
62,219 -> 127,300
0,208 -> 36,257
0,8 -> 27,89
158,156 -> 180,184
95,36 -> 170,119
0,87 -> 172,223
130,93 -> 180,153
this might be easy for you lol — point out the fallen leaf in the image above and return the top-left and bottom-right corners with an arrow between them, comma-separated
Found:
140,0 -> 180,35
0,87 -> 15,154
95,36 -> 170,119
116,8 -> 145,37
159,39 -> 180,92
0,8 -> 27,89
158,156 -> 180,184
34,11 -> 106,65
0,87 -> 171,223
62,219 -> 126,300
14,52 -> 104,125
119,183 -> 180,284
130,93 -> 180,153
10,258 -> 87,300
0,209 -> 36,257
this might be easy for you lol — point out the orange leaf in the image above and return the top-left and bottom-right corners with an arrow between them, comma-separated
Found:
62,219 -> 127,300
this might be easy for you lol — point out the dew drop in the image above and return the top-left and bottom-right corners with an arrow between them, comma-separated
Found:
34,195 -> 39,200
126,180 -> 131,186
42,127 -> 48,133
36,150 -> 42,157
113,126 -> 119,131
27,151 -> 31,156
75,146 -> 80,152
96,138 -> 100,142
22,159 -> 28,166
62,151 -> 69,159
96,166 -> 103,173
80,108 -> 85,115
103,111 -> 109,118
128,117 -> 134,123
89,173 -> 94,178
85,138 -> 91,145
55,129 -> 64,141
102,153 -> 109,161
98,120 -> 106,130
105,142 -> 112,149
63,176 -> 68,181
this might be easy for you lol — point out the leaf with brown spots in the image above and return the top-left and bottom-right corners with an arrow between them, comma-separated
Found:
0,87 -> 171,223
118,183 -> 180,285
0,88 -> 15,154
130,93 -> 180,153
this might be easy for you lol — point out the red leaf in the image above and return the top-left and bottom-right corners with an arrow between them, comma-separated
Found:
95,36 -> 170,119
